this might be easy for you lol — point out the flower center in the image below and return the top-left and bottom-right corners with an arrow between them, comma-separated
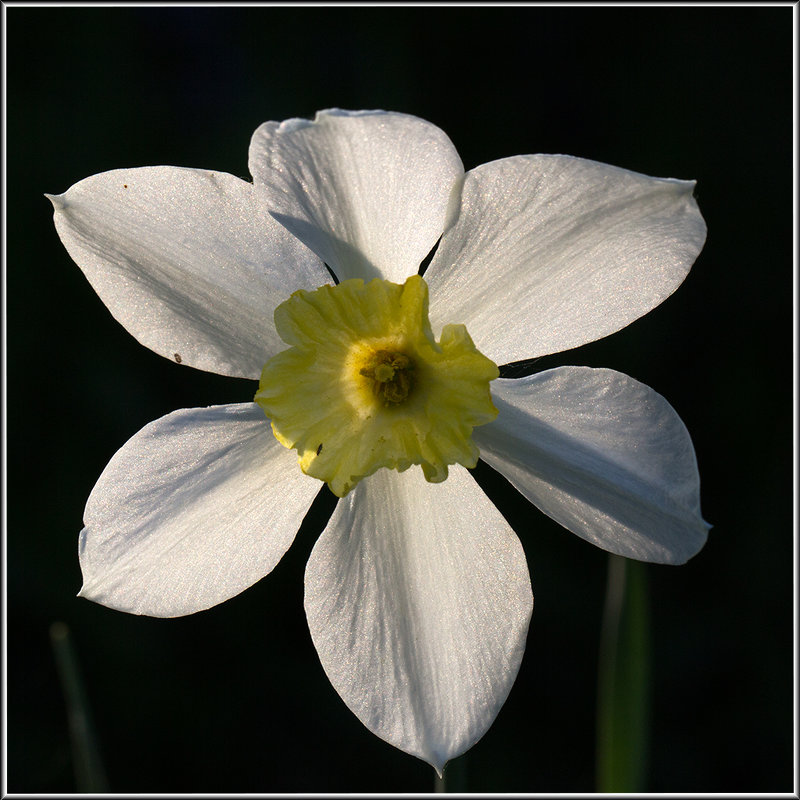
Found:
255,275 -> 498,497
359,350 -> 414,406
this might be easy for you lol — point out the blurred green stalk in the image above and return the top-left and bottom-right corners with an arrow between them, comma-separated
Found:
595,554 -> 651,792
50,621 -> 109,792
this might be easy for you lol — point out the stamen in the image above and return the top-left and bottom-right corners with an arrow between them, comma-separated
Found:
359,350 -> 415,406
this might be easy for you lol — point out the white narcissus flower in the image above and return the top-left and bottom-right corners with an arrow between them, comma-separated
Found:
49,109 -> 709,774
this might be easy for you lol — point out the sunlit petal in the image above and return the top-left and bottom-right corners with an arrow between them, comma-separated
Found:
248,109 -> 463,283
304,465 -> 532,772
475,367 -> 709,563
426,155 -> 706,364
49,167 -> 329,378
79,403 -> 321,616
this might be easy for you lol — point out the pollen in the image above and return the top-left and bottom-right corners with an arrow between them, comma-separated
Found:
255,275 -> 498,497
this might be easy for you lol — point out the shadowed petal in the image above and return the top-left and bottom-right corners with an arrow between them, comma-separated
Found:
304,465 -> 532,773
426,155 -> 706,364
475,367 -> 710,563
79,403 -> 321,616
49,167 -> 330,379
248,109 -> 463,283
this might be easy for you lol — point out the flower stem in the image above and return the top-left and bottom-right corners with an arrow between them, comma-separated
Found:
50,621 -> 109,792
595,554 -> 651,791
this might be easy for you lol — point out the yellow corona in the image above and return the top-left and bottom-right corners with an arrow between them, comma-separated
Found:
255,275 -> 499,497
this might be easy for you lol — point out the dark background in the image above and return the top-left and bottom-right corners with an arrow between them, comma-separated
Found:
6,5 -> 793,794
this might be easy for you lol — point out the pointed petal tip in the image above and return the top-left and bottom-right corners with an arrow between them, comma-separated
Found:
423,749 -> 447,778
45,192 -> 65,209
273,108 -> 388,135
76,575 -> 102,603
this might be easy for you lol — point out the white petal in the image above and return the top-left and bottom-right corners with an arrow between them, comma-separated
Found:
426,155 -> 706,364
248,109 -> 464,283
304,465 -> 532,773
475,367 -> 709,563
79,403 -> 321,617
49,167 -> 330,379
